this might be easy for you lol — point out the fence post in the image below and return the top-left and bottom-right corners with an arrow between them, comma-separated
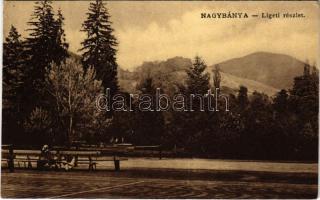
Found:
74,145 -> 78,167
159,145 -> 162,160
114,155 -> 120,171
8,145 -> 14,172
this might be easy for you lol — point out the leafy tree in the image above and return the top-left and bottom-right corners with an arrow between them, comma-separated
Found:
47,58 -> 108,145
273,89 -> 289,113
24,107 -> 53,145
290,63 -> 318,123
212,64 -> 221,90
237,86 -> 249,112
80,0 -> 119,93
240,91 -> 274,159
300,122 -> 317,144
271,89 -> 298,158
288,63 -> 318,159
132,77 -> 165,145
250,91 -> 270,110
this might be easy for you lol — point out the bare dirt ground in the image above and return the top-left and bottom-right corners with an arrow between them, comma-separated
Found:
1,159 -> 318,198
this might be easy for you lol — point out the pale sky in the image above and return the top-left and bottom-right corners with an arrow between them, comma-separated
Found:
4,1 -> 319,70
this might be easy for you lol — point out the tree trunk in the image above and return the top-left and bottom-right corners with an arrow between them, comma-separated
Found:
68,71 -> 73,145
68,115 -> 73,145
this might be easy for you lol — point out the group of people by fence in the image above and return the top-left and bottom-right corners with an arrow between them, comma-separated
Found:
38,145 -> 75,171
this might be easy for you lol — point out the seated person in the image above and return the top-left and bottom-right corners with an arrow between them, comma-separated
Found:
37,145 -> 55,170
62,156 -> 76,171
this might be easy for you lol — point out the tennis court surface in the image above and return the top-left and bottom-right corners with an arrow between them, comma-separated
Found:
1,159 -> 318,198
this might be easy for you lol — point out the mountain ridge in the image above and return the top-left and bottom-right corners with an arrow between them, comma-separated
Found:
118,54 -> 282,96
214,51 -> 306,89
69,51 -> 306,96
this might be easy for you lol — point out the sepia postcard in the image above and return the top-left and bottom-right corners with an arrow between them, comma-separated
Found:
1,0 -> 319,198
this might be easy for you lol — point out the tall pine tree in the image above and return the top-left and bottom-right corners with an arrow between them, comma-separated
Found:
3,25 -> 24,99
24,0 -> 68,109
3,26 -> 25,143
80,0 -> 119,93
186,56 -> 210,95
183,56 -> 211,154
53,8 -> 69,65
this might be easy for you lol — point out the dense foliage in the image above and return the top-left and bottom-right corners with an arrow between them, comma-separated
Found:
2,0 -> 318,160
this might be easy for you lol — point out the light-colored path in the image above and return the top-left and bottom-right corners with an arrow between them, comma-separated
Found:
102,158 -> 317,173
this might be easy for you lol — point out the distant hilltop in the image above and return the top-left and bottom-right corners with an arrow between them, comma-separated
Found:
214,51 -> 307,90
116,52 -> 308,96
